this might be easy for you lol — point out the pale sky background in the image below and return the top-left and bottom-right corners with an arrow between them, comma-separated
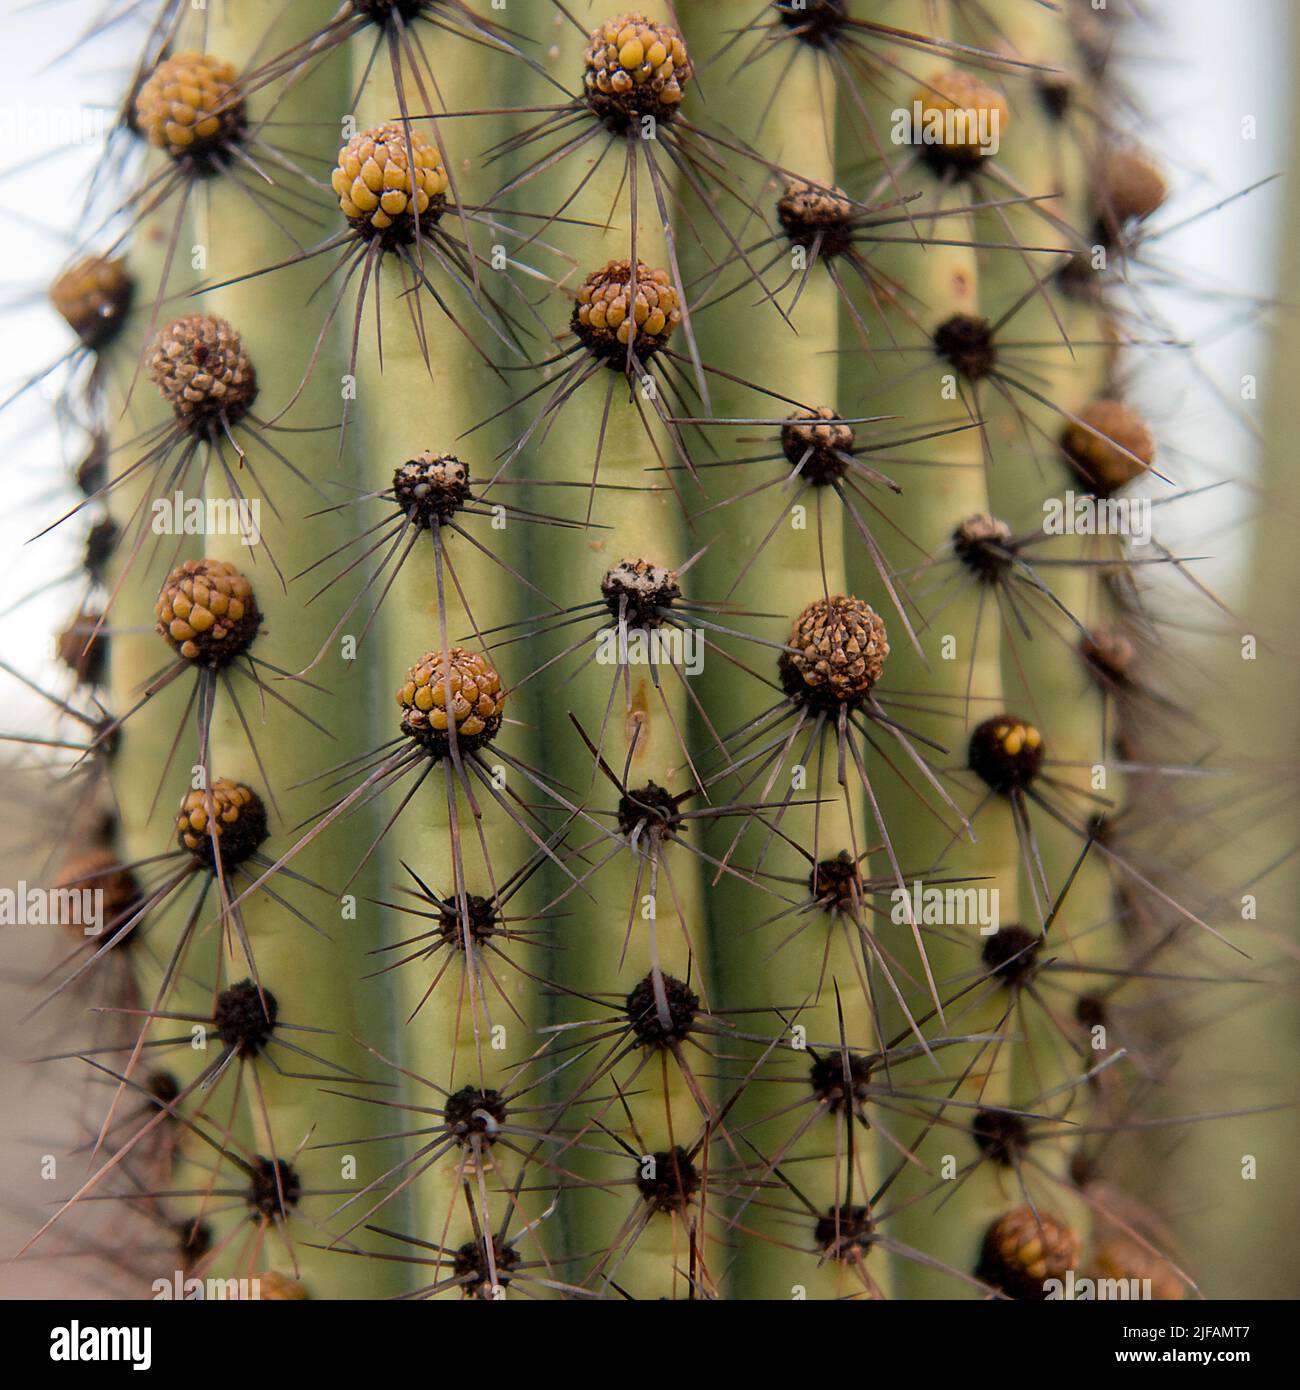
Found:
0,0 -> 1288,717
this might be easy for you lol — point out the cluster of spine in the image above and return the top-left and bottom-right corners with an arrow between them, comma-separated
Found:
3,0 -> 1267,1302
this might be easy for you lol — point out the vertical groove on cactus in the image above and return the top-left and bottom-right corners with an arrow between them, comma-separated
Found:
523,15 -> 715,1298
831,0 -> 1023,1295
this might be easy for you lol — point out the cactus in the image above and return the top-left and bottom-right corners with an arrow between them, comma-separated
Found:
1,0 -> 1288,1308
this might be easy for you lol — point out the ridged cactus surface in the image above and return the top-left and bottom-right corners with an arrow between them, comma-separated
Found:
0,0 -> 1289,1309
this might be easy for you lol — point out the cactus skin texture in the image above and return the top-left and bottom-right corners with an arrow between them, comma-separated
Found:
1,0 -> 1289,1308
